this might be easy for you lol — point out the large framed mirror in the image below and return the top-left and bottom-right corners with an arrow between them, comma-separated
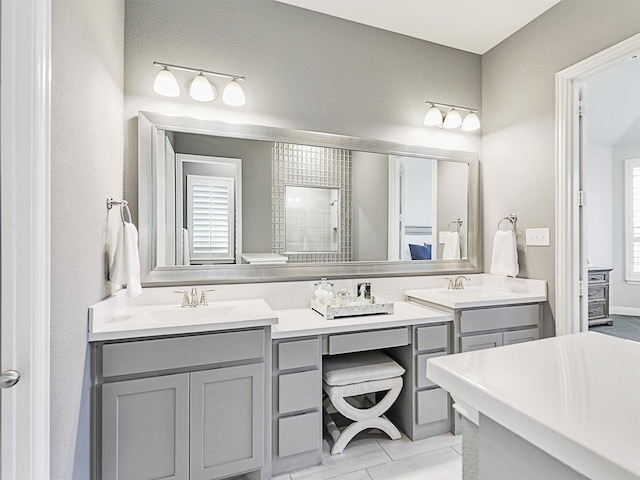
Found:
138,111 -> 480,285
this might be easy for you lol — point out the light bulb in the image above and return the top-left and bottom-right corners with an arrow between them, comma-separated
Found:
189,73 -> 216,102
443,108 -> 462,129
461,111 -> 480,131
222,78 -> 245,106
423,105 -> 443,126
153,67 -> 180,97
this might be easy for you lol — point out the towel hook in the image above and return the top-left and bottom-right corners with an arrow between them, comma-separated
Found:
497,214 -> 517,232
447,218 -> 463,233
107,196 -> 132,224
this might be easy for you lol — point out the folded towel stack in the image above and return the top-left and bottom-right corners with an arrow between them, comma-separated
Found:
490,230 -> 519,277
110,222 -> 142,297
442,232 -> 461,260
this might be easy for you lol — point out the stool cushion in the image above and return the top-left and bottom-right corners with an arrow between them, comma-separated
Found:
323,351 -> 405,386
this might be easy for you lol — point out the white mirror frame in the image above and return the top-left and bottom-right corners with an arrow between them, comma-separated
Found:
138,111 -> 481,285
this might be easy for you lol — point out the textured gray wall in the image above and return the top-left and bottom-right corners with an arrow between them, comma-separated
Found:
123,0 -> 482,222
482,0 -> 640,323
51,0 -> 124,478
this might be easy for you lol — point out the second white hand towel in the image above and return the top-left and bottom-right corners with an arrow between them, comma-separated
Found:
442,232 -> 461,260
109,222 -> 142,297
490,230 -> 519,277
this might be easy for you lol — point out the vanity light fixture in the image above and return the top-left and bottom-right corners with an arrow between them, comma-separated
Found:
424,101 -> 480,132
153,62 -> 246,106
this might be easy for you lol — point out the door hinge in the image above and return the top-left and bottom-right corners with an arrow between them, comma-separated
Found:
578,100 -> 586,117
578,190 -> 586,206
578,280 -> 586,297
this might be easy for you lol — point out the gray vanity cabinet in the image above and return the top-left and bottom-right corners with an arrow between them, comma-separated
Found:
458,304 -> 542,353
271,336 -> 323,476
93,328 -> 269,480
387,322 -> 452,440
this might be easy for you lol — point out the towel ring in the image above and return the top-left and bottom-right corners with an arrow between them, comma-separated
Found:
107,196 -> 132,224
447,218 -> 463,233
120,203 -> 132,224
498,214 -> 517,232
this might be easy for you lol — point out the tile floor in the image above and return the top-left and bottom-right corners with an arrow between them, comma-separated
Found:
273,431 -> 462,480
589,314 -> 640,342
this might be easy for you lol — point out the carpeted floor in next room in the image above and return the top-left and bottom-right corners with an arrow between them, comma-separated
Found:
589,314 -> 640,342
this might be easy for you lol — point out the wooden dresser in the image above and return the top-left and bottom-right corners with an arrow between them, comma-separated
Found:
587,268 -> 613,326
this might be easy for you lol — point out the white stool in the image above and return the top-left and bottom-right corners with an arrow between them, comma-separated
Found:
322,351 -> 405,454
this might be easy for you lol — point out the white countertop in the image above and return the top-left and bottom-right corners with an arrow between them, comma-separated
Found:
272,301 -> 451,339
427,332 -> 640,480
406,275 -> 547,309
89,292 -> 277,341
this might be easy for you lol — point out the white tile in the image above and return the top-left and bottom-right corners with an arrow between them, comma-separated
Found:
378,433 -> 462,461
451,443 -> 463,456
366,447 -> 462,480
290,439 -> 390,480
329,470 -> 372,480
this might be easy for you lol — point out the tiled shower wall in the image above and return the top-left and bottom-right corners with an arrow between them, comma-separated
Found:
272,142 -> 352,263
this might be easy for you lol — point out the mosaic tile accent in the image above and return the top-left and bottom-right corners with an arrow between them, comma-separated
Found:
272,142 -> 352,263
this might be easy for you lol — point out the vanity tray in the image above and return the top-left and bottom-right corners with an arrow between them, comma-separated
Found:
310,296 -> 394,320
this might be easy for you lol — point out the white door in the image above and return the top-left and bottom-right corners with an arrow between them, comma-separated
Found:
0,1 -> 51,478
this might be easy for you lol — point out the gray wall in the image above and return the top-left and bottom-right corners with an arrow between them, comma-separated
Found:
123,0 -> 482,221
51,0 -> 124,478
481,0 -> 640,321
352,151 -> 389,261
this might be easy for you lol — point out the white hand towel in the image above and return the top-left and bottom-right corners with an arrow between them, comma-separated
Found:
442,232 -> 461,260
490,230 -> 519,277
182,228 -> 191,266
109,222 -> 142,297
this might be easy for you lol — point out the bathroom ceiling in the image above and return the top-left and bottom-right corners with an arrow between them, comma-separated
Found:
275,0 -> 562,54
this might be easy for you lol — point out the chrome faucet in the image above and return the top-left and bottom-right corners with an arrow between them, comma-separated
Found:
174,288 -> 215,307
453,275 -> 470,290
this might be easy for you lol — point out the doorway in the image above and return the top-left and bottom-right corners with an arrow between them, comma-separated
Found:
556,32 -> 640,336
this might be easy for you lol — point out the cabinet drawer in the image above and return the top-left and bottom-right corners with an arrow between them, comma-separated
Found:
460,304 -> 539,334
460,332 -> 503,352
416,388 -> 448,425
503,328 -> 539,346
588,271 -> 609,283
278,411 -> 321,457
588,302 -> 606,319
327,327 -> 409,355
102,329 -> 265,378
587,285 -> 607,302
278,338 -> 320,371
415,324 -> 449,352
416,352 -> 446,389
278,370 -> 321,414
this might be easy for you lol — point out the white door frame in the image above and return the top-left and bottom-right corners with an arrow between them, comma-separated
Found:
1,0 -> 51,478
555,32 -> 640,336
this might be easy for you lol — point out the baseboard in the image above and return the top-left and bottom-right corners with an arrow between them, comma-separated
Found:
610,306 -> 640,317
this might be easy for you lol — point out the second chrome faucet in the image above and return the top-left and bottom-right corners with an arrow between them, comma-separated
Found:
174,287 -> 215,307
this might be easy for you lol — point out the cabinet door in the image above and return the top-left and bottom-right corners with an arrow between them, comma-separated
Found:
503,328 -> 539,346
102,374 -> 190,480
190,364 -> 265,480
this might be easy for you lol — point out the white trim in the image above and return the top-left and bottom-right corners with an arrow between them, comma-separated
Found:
624,159 -> 640,282
555,32 -> 640,336
610,306 -> 640,317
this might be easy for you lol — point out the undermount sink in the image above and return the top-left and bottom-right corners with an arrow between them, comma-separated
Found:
406,278 -> 547,309
145,304 -> 236,324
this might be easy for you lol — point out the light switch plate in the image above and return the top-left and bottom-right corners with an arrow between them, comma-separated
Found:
526,228 -> 550,246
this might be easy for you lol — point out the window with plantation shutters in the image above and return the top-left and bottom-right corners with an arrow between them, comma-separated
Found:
626,159 -> 640,283
187,174 -> 235,262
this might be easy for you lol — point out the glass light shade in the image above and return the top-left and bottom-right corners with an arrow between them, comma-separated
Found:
423,105 -> 443,126
443,108 -> 462,129
461,111 -> 481,131
189,73 -> 217,102
153,67 -> 180,97
222,79 -> 246,106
